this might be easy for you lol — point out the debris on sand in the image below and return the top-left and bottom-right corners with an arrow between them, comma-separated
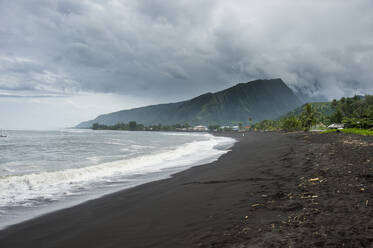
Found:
222,133 -> 373,247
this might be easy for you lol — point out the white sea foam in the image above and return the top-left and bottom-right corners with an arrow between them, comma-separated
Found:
129,144 -> 155,149
0,134 -> 235,209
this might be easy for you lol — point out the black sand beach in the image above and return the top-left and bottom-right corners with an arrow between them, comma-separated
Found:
0,132 -> 372,247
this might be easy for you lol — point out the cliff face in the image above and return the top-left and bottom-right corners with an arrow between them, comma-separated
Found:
77,79 -> 303,128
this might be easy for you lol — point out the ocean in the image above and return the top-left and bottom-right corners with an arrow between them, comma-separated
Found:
0,129 -> 235,229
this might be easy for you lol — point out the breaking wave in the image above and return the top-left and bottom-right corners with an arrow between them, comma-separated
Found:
0,135 -> 235,209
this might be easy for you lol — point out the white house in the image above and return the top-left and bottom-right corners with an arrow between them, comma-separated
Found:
193,125 -> 209,131
232,126 -> 240,131
327,123 -> 344,129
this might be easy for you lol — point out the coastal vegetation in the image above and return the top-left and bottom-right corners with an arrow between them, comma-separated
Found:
92,122 -> 191,131
252,103 -> 319,131
92,122 -> 239,132
91,95 -> 373,135
321,128 -> 373,136
253,95 -> 373,132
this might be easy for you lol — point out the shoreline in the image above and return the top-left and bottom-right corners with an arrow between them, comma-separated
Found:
0,131 -> 235,230
0,132 -> 372,247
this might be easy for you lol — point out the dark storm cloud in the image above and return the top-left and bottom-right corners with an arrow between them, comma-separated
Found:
1,0 -> 373,101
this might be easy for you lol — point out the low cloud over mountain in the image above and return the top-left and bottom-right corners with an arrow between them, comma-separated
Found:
1,1 -> 373,128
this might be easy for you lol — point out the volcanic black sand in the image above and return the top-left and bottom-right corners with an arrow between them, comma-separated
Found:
0,132 -> 372,247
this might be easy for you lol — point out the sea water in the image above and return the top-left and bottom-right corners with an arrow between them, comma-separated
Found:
0,129 -> 235,229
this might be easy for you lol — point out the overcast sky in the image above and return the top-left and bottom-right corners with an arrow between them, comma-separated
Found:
1,0 -> 373,129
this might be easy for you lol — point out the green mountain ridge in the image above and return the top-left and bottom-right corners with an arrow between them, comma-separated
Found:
76,79 -> 303,128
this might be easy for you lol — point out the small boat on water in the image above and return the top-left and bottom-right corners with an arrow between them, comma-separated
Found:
0,129 -> 7,138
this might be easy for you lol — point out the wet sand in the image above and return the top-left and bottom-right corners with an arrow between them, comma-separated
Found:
0,132 -> 372,247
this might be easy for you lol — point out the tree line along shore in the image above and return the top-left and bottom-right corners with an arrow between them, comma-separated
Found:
91,95 -> 373,136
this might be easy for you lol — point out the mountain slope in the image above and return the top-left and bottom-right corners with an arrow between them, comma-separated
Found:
76,79 -> 303,128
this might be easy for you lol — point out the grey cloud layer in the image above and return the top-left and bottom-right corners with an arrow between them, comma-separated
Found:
1,0 -> 373,100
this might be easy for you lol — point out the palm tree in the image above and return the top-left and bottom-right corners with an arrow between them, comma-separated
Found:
238,122 -> 243,130
301,104 -> 319,131
247,116 -> 253,130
